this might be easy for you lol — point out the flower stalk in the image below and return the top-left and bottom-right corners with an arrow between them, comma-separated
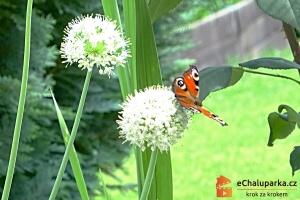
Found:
49,14 -> 130,199
49,70 -> 92,200
1,0 -> 33,199
140,148 -> 158,200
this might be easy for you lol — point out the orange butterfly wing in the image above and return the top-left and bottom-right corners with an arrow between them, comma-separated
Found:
172,65 -> 228,126
183,65 -> 199,99
172,77 -> 197,108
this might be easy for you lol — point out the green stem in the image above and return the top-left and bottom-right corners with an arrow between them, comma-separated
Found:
139,148 -> 158,200
1,0 -> 33,199
241,68 -> 300,85
134,147 -> 144,196
282,22 -> 300,76
49,70 -> 92,200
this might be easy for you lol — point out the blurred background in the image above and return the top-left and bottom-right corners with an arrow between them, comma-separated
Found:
1,0 -> 299,199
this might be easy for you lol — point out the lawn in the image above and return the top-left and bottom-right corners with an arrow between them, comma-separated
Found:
98,49 -> 300,200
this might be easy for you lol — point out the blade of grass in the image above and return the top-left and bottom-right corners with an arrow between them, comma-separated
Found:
1,0 -> 33,199
50,91 -> 89,200
49,70 -> 92,200
99,168 -> 110,200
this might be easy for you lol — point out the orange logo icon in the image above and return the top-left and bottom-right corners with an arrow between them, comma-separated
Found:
216,175 -> 232,197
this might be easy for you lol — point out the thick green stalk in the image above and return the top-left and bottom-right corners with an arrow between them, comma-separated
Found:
49,70 -> 92,200
139,149 -> 158,200
1,0 -> 33,199
134,147 -> 144,196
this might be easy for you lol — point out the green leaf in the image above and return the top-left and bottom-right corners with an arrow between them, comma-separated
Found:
149,0 -> 182,22
102,0 -> 122,24
267,105 -> 300,146
123,0 -> 137,91
267,112 -> 295,146
51,91 -> 89,200
135,0 -> 162,89
278,104 -> 300,128
290,146 -> 300,176
103,0 -> 132,99
199,66 -> 243,101
239,57 -> 300,70
256,0 -> 300,31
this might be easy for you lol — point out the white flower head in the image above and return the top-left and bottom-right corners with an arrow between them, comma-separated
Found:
60,14 -> 130,77
117,85 -> 192,152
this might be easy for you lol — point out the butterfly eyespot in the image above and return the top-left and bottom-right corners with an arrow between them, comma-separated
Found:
176,78 -> 187,90
192,68 -> 199,81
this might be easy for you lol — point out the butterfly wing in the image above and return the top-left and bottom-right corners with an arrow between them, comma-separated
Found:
197,107 -> 228,126
172,77 -> 196,108
183,65 -> 200,99
172,66 -> 203,111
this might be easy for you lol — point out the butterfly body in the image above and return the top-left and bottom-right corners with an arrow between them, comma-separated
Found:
172,65 -> 228,126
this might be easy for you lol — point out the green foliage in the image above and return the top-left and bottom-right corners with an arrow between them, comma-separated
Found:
182,0 -> 242,23
256,0 -> 300,31
267,105 -> 300,147
51,91 -> 89,200
135,0 -> 162,89
0,2 -> 60,198
199,66 -> 243,101
239,57 -> 300,70
149,0 -> 182,23
290,146 -> 300,176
